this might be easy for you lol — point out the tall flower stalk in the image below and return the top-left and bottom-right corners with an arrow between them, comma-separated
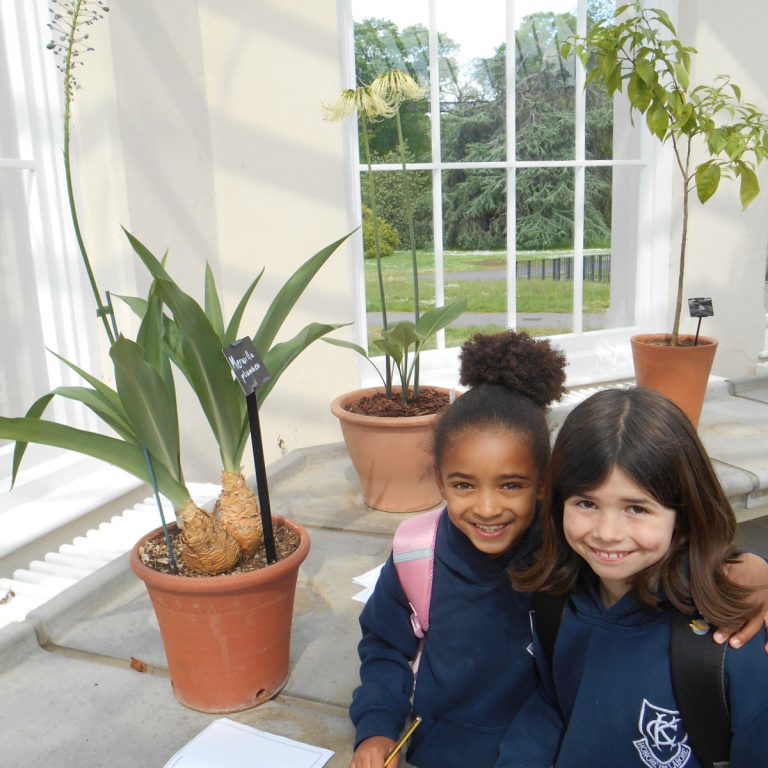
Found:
371,71 -> 428,394
47,0 -> 114,344
325,71 -> 428,398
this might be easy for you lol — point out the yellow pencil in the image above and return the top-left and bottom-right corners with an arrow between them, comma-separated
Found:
383,716 -> 422,767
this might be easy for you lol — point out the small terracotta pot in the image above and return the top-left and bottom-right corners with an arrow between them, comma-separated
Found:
331,386 -> 446,513
631,334 -> 718,428
130,516 -> 310,713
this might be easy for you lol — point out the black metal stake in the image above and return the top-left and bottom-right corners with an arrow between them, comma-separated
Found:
142,445 -> 178,573
693,317 -> 702,346
246,391 -> 277,564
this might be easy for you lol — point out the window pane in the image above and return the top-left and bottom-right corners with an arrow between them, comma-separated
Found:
442,168 -> 507,346
438,1 -> 505,163
515,6 -> 577,162
0,169 -> 48,446
352,1 -> 432,163
364,168 -> 434,352
516,167 -> 575,336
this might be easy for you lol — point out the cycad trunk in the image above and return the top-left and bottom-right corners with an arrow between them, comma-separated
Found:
178,499 -> 241,575
216,470 -> 264,558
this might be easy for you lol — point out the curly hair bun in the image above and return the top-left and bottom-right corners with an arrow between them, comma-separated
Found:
459,330 -> 567,408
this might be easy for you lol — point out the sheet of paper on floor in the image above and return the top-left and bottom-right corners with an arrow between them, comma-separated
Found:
351,563 -> 383,603
163,718 -> 334,768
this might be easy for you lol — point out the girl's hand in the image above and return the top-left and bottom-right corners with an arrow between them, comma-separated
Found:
349,736 -> 397,768
713,552 -> 768,651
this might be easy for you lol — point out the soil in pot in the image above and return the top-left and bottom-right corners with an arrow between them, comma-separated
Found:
344,387 -> 450,418
138,523 -> 300,577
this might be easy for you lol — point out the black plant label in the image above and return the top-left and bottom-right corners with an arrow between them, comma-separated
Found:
223,338 -> 271,396
688,297 -> 714,318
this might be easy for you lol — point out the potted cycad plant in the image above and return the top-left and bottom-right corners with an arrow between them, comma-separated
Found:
0,2 -> 352,712
324,71 -> 466,513
563,3 -> 768,425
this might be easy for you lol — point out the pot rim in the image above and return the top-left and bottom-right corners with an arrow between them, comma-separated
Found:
129,514 -> 310,591
330,385 -> 451,427
631,333 -> 718,348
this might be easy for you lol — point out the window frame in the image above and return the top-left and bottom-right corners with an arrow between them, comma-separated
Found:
342,0 -> 675,389
0,0 -> 140,537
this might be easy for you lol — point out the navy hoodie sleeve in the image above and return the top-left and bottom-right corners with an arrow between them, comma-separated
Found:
725,628 -> 768,767
494,617 -> 563,768
349,553 -> 420,748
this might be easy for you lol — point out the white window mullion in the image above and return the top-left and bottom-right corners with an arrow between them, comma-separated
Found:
429,0 -> 446,350
506,0 -> 517,327
572,0 -> 588,334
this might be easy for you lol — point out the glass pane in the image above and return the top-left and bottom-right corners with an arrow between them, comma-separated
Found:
515,4 -> 577,162
352,0 -> 432,163
0,10 -> 21,159
442,169 -> 508,347
438,0 -> 505,163
516,167 -> 575,336
364,168 -> 434,353
0,169 -> 48,444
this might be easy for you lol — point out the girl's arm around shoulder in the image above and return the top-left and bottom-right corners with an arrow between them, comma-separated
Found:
713,552 -> 768,652
350,555 -> 420,751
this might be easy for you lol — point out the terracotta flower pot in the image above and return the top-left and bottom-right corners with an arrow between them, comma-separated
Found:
130,516 -> 310,713
331,386 -> 446,513
630,334 -> 718,428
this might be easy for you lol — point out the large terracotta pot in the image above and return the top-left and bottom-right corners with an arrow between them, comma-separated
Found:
630,334 -> 718,428
331,386 -> 447,513
130,516 -> 310,713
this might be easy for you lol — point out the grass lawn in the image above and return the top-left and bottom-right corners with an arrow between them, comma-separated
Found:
365,250 -> 610,314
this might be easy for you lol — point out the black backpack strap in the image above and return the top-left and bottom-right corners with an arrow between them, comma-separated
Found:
533,592 -> 568,670
669,610 -> 731,768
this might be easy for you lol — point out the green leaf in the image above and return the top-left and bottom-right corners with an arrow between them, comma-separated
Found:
110,337 -> 183,479
373,336 -> 405,364
382,321 -> 420,350
204,263 -> 226,342
695,162 -> 721,204
628,72 -> 652,113
646,103 -> 669,139
113,293 -> 149,319
224,271 -> 263,345
738,165 -> 760,209
11,393 -> 55,485
46,386 -> 138,443
254,230 -> 355,355
153,278 -> 245,471
413,298 -> 468,339
0,417 -> 190,508
123,228 -> 173,283
635,58 -> 655,86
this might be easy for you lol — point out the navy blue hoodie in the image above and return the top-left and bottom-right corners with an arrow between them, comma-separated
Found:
497,579 -> 768,768
350,508 -> 539,768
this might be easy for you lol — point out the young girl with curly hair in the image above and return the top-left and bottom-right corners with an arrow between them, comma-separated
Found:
498,387 -> 768,768
349,330 -> 567,768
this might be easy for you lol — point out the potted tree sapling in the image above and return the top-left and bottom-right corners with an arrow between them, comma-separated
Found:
324,71 -> 466,513
562,3 -> 768,425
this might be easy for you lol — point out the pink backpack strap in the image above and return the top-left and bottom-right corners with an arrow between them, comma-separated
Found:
392,508 -> 442,639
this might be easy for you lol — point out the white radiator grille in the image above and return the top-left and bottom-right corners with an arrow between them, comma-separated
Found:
0,483 -> 220,631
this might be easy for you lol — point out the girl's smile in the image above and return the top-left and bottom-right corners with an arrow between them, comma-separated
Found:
563,467 -> 676,607
437,428 -> 541,557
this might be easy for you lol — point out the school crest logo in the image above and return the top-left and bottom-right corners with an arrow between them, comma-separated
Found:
633,699 -> 691,768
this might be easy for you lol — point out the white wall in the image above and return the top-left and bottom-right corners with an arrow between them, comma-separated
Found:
675,3 -> 768,376
70,0 -> 359,480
